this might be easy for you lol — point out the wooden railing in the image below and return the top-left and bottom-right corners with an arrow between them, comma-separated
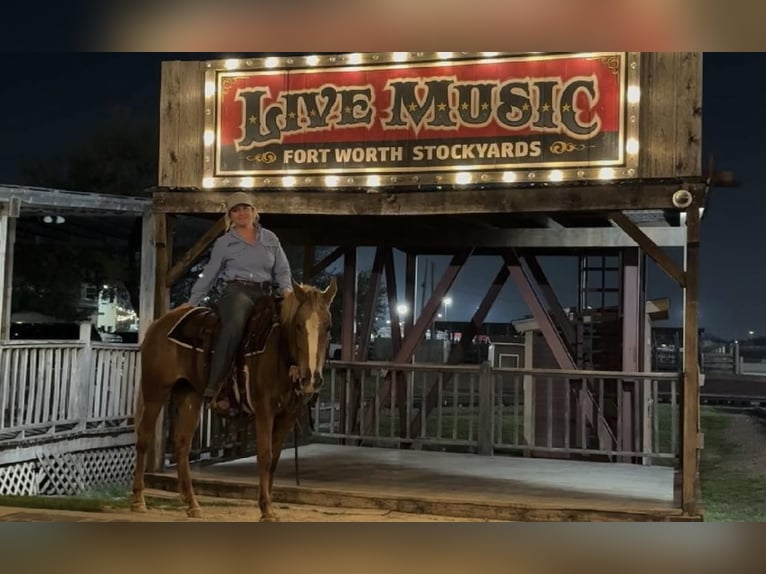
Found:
0,340 -> 140,444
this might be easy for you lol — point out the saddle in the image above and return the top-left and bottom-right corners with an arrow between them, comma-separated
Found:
167,296 -> 279,416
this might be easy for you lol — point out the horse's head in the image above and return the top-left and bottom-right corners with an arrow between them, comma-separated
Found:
282,277 -> 337,395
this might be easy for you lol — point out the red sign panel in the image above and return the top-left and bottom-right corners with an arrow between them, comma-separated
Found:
204,52 -> 638,188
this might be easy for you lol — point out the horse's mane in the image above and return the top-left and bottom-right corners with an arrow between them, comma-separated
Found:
280,283 -> 323,325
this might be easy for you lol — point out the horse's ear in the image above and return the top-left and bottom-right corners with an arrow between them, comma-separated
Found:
323,276 -> 338,304
291,278 -> 308,303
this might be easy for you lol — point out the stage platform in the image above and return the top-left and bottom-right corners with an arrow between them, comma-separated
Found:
146,444 -> 700,521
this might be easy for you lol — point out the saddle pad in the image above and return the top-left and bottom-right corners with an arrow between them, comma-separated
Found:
167,307 -> 218,352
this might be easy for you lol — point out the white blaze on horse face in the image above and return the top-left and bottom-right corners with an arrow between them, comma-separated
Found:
306,311 -> 321,380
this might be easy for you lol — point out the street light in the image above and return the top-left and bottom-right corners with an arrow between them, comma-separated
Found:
442,296 -> 452,321
396,303 -> 409,336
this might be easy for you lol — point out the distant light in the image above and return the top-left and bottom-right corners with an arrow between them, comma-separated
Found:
396,303 -> 409,316
443,296 -> 453,306
43,215 -> 53,223
55,215 -> 65,224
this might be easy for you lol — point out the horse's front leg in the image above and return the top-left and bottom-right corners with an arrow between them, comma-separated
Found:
255,411 -> 277,521
269,411 -> 300,494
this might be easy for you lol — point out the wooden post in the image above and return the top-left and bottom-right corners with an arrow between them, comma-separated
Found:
339,247 -> 356,436
523,330 -> 535,448
681,206 -> 701,515
621,247 -> 642,461
138,207 -> 157,343
76,322 -> 94,430
477,361 -> 494,455
0,199 -> 18,340
147,211 -> 170,473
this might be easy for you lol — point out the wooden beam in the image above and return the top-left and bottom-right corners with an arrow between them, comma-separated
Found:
138,208 -> 157,343
310,246 -> 344,279
609,211 -> 686,287
340,248 -> 356,363
681,204 -> 701,516
522,254 -> 576,348
504,251 -> 577,370
1,185 -> 149,214
153,184 -> 705,215
147,211 -> 169,474
383,248 -> 402,356
0,212 -> 17,339
274,224 -> 687,249
166,216 -> 226,287
621,248 -> 643,462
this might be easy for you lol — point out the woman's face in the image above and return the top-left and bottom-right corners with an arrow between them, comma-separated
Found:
229,204 -> 254,226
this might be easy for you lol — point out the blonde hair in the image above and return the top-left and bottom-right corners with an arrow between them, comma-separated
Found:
225,206 -> 259,229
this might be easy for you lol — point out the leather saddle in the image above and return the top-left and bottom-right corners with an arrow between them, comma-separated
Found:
167,295 -> 279,415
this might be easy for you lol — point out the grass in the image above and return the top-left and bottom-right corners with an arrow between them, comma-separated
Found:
0,488 -> 241,514
699,407 -> 766,521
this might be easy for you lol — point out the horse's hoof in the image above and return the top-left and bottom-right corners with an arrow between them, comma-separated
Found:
259,514 -> 279,522
130,502 -> 146,513
187,506 -> 204,519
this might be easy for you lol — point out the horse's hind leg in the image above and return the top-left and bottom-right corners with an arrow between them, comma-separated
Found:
172,385 -> 204,518
131,391 -> 163,513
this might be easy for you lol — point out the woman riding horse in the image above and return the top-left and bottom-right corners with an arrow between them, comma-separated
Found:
177,191 -> 293,409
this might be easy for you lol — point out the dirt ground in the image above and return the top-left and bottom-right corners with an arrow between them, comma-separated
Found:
0,489 -> 489,522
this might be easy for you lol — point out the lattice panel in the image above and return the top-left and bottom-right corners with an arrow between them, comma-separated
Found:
0,461 -> 39,496
37,447 -> 135,495
0,446 -> 135,496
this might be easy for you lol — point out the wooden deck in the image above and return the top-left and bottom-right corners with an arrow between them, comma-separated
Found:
146,444 -> 700,521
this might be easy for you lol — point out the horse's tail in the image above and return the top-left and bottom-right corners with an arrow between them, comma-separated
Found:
134,376 -> 145,434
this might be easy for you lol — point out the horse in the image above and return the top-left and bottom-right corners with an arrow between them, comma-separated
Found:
130,278 -> 337,521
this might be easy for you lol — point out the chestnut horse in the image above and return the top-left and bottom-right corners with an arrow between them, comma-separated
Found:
131,279 -> 337,521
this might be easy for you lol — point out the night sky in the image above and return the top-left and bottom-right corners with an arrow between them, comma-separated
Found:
0,53 -> 761,341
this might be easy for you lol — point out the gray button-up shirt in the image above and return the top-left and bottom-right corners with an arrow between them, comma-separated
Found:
188,225 -> 292,305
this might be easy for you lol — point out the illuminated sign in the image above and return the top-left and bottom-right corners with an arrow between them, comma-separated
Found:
202,52 -> 640,189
